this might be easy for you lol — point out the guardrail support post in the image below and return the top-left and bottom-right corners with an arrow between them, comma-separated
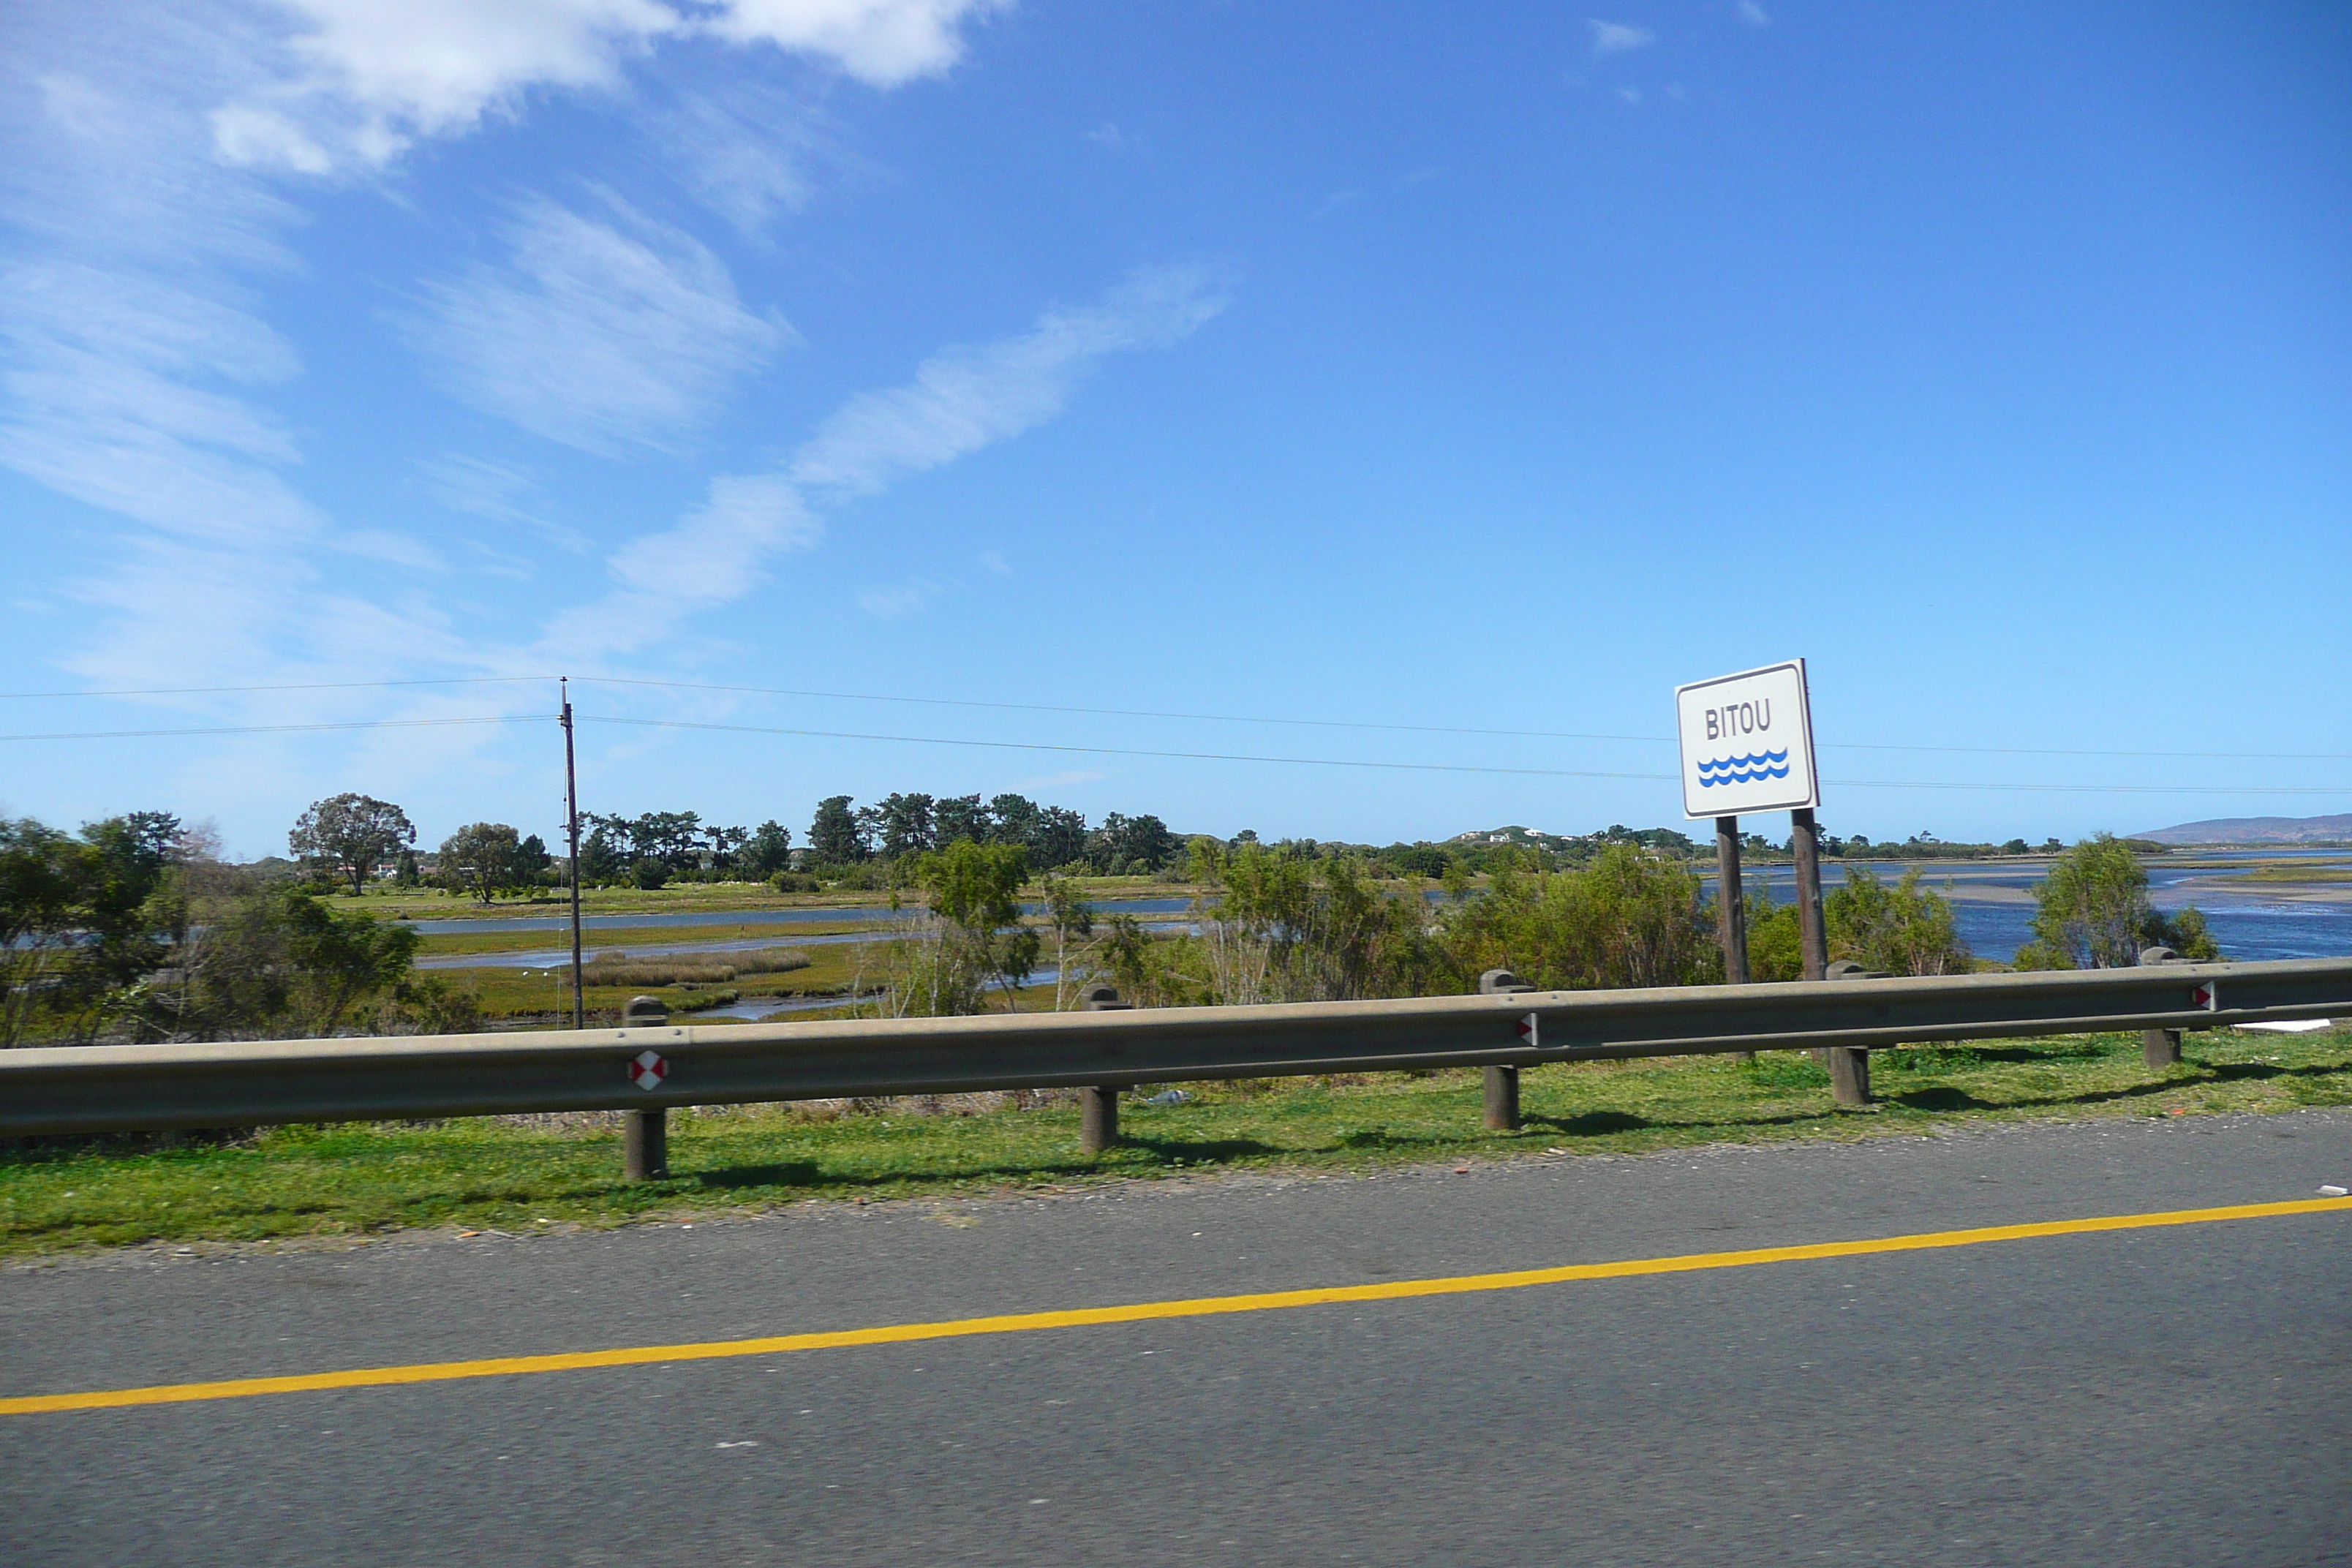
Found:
622,995 -> 670,1180
1079,984 -> 1131,1153
1479,969 -> 1534,1130
1823,960 -> 1874,1107
2138,946 -> 2185,1067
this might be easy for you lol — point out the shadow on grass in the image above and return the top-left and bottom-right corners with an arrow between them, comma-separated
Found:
1529,1110 -> 1653,1137
1122,1135 -> 1284,1163
1888,1086 -> 1994,1112
1882,1041 -> 2117,1071
694,1162 -> 823,1190
683,1134 -> 1286,1192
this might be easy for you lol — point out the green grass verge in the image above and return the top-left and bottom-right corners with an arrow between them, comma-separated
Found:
7,1025 -> 2348,1259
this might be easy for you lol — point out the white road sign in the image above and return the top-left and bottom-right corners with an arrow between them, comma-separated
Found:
1676,660 -> 1820,819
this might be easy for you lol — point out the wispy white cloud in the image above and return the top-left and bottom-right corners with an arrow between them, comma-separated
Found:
404,193 -> 792,455
706,0 -> 1009,89
608,472 -> 822,603
416,453 -> 584,550
0,0 -> 1015,843
790,263 -> 1229,498
856,576 -> 954,619
648,82 -> 842,234
543,263 -> 1227,659
1736,1 -> 1769,26
213,0 -> 1006,173
0,17 -> 323,551
1588,19 -> 1655,54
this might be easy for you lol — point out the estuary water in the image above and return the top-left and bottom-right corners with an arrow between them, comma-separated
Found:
1704,853 -> 2352,964
412,856 -> 2351,971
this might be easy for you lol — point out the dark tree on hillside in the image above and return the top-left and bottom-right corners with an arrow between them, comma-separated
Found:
1392,845 -> 1450,878
934,794 -> 990,846
579,823 -> 625,882
1088,812 -> 1175,872
875,793 -> 937,859
1027,805 -> 1088,870
739,820 -> 794,877
697,823 -> 749,867
580,811 -> 708,870
987,794 -> 1039,846
809,796 -> 867,862
289,794 -> 416,896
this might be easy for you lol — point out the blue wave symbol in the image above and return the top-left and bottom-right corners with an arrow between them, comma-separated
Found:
1696,749 -> 1790,786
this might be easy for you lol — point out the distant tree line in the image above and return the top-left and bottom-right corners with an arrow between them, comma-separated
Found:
807,793 -> 1174,879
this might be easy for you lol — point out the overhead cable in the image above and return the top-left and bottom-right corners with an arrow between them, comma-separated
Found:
578,716 -> 2351,796
0,676 -> 551,701
0,715 -> 548,742
1,671 -> 2342,764
578,676 -> 2352,764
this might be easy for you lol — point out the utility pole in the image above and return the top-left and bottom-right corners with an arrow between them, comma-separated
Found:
562,677 -> 584,1030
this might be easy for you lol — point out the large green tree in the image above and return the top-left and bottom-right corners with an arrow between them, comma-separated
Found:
737,819 -> 794,878
1746,868 -> 1972,979
1443,845 -> 1714,993
2015,833 -> 2218,969
151,884 -> 419,1041
809,796 -> 867,863
0,812 -> 185,1046
916,840 -> 1039,1011
289,794 -> 416,896
437,823 -> 530,904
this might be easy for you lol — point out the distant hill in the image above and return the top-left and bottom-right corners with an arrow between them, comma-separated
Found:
2133,814 -> 2352,846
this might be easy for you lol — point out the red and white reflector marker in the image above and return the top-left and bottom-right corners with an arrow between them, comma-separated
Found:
2191,981 -> 2219,1012
1516,1012 -> 1539,1049
627,1049 -> 669,1090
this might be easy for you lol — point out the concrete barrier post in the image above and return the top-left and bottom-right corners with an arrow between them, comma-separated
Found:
2138,946 -> 2185,1067
1078,984 -> 1131,1153
1824,960 -> 1874,1107
1479,969 -> 1535,1131
622,995 -> 670,1180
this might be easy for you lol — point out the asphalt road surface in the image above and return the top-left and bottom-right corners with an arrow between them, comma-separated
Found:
6,1112 -> 2351,1567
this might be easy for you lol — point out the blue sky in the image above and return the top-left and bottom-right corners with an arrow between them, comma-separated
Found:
3,1 -> 2347,859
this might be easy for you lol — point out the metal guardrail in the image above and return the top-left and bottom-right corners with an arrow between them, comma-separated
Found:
2,957 -> 2348,1138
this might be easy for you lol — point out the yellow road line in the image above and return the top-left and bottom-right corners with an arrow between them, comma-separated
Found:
7,1196 -> 2345,1417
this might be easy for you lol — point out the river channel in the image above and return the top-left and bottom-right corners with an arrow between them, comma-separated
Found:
412,853 -> 2352,974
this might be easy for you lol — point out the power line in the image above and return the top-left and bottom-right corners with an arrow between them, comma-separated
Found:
581,716 -> 1674,780
579,716 -> 2351,796
0,715 -> 549,742
0,676 -> 551,700
578,676 -> 2352,765
3,706 -> 2337,797
581,676 -> 1667,747
1,669 -> 2341,764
